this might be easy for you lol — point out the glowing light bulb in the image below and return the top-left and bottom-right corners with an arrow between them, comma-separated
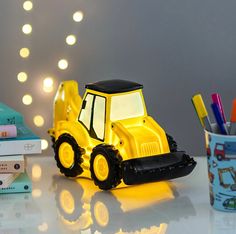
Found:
19,48 -> 30,58
43,77 -> 54,93
41,139 -> 49,150
22,24 -> 32,34
66,35 -> 76,45
23,1 -> 33,11
73,11 -> 83,22
34,115 -> 44,127
22,94 -> 32,105
17,72 -> 28,82
58,59 -> 68,70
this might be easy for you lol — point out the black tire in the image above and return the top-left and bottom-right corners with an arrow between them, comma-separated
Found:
166,134 -> 178,152
54,133 -> 83,177
51,136 -> 56,150
90,145 -> 122,190
217,155 -> 223,161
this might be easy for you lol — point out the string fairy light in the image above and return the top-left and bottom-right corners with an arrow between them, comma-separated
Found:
19,48 -> 30,58
17,4 -> 85,153
23,1 -> 33,11
58,59 -> 68,70
22,24 -> 32,34
73,11 -> 83,22
22,94 -> 33,105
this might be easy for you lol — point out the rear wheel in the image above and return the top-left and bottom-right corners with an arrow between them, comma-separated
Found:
90,145 -> 122,190
54,133 -> 83,177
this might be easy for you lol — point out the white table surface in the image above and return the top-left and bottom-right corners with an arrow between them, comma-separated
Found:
0,156 -> 235,234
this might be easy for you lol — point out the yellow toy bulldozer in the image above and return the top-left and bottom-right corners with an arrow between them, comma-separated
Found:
48,79 -> 196,190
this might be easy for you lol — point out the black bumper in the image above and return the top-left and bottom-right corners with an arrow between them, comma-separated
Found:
122,151 -> 196,185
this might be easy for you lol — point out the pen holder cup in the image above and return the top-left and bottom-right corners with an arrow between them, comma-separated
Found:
205,123 -> 236,212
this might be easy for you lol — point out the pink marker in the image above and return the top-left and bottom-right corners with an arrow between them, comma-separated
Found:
211,93 -> 227,123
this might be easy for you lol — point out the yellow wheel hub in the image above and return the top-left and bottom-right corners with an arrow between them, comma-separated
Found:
59,142 -> 74,169
94,201 -> 109,227
59,190 -> 75,214
93,154 -> 109,181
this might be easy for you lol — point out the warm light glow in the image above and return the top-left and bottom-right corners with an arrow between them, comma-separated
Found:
41,139 -> 49,150
17,72 -> 28,82
38,222 -> 48,232
23,1 -> 33,11
32,189 -> 42,198
22,94 -> 32,105
43,77 -> 54,93
34,115 -> 44,127
22,24 -> 32,34
58,59 -> 68,70
32,164 -> 42,181
73,11 -> 83,22
66,35 -> 77,45
19,48 -> 30,58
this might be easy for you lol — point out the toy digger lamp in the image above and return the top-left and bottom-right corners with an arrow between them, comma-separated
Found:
49,80 -> 196,190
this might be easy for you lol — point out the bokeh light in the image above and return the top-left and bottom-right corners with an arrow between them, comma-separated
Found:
38,222 -> 48,232
23,1 -> 33,11
17,72 -> 28,82
41,139 -> 49,150
34,115 -> 44,127
19,48 -> 30,58
22,94 -> 32,105
32,164 -> 42,181
43,77 -> 54,93
58,59 -> 68,70
73,11 -> 83,22
22,24 -> 32,34
32,189 -> 42,198
66,35 -> 76,45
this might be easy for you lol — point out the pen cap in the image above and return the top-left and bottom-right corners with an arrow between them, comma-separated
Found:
230,99 -> 236,123
192,94 -> 208,127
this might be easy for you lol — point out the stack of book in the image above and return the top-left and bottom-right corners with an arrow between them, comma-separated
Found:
0,103 -> 41,194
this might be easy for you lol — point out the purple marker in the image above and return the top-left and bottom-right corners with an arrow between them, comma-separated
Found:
211,93 -> 227,123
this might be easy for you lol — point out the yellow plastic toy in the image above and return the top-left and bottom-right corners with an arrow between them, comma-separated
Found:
49,80 -> 196,190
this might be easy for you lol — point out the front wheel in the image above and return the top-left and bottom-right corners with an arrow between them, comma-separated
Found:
54,133 -> 83,177
90,145 -> 122,190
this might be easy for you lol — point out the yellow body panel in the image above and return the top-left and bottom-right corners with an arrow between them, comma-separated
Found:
49,80 -> 170,181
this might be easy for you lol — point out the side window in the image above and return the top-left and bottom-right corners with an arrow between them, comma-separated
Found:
93,96 -> 106,140
217,144 -> 223,150
79,94 -> 94,130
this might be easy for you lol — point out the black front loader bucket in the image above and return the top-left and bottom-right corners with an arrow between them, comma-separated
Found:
122,151 -> 196,185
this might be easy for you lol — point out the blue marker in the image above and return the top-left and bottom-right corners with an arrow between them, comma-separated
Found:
211,103 -> 229,135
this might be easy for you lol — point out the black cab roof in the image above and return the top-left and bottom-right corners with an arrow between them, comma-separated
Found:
85,80 -> 143,94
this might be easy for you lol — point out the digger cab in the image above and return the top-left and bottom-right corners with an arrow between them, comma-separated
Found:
79,80 -> 147,142
79,80 -> 171,159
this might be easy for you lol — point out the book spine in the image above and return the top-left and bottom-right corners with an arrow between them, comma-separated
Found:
0,174 -> 19,189
0,156 -> 25,173
0,180 -> 32,194
0,125 -> 17,138
0,139 -> 41,156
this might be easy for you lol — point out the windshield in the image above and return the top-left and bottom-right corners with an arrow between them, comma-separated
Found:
110,91 -> 145,121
